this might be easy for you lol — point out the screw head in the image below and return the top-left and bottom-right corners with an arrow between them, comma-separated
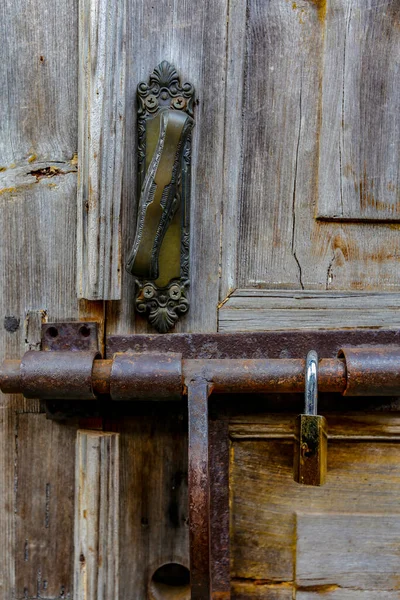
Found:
145,95 -> 158,110
143,285 -> 155,299
172,96 -> 186,110
169,284 -> 181,300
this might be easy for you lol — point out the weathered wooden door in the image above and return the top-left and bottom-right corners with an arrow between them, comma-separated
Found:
1,0 -> 400,598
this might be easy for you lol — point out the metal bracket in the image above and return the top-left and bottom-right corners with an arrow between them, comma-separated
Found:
42,321 -> 100,419
41,321 -> 99,352
126,61 -> 194,333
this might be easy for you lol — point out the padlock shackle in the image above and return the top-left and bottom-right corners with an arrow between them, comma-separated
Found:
305,350 -> 318,415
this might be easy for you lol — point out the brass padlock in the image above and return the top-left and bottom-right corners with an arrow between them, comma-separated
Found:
293,350 -> 327,486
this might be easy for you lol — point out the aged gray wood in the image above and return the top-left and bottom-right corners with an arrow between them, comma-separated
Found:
219,0 -> 247,302
16,415 -> 76,598
74,431 -> 120,600
106,0 -> 228,334
235,0 -> 324,290
219,290 -> 400,331
220,0 -> 400,297
0,0 -> 80,596
77,0 -> 126,300
317,0 -> 400,221
297,514 -> 400,590
297,592 -> 398,599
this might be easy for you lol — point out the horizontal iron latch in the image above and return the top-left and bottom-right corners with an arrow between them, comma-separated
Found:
2,344 -> 400,400
2,324 -> 400,598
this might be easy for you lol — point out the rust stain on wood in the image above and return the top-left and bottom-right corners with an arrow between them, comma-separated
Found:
309,0 -> 327,22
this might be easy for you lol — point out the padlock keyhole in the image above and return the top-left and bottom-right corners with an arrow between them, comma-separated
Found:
301,443 -> 314,459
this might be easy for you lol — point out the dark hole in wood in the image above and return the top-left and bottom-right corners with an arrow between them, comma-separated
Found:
47,326 -> 58,338
149,563 -> 190,599
152,563 -> 189,587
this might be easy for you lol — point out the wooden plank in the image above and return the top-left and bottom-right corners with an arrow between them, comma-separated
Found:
230,413 -> 400,440
219,0 -> 247,302
297,514 -> 400,590
74,431 -> 120,600
219,290 -> 400,331
106,0 -> 228,334
231,431 -> 400,591
0,399 -> 16,598
115,410 -> 189,598
231,581 -> 292,599
0,0 -> 80,594
299,591 -> 400,600
16,414 -> 76,598
297,592 -> 398,599
77,0 -> 126,300
0,0 -> 78,167
221,0 -> 400,294
235,0 -> 324,290
317,0 -> 400,221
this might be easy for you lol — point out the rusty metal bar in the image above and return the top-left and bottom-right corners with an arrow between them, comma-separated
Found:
0,357 -> 347,398
110,352 -> 182,400
182,358 -> 346,394
20,350 -> 100,400
3,346 -> 400,399
339,346 -> 400,396
188,379 -> 212,599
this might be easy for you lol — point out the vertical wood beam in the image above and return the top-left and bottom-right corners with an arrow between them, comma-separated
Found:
77,0 -> 126,300
74,431 -> 120,600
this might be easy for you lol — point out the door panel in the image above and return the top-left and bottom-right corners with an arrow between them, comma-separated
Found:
220,0 -> 400,307
230,414 -> 400,597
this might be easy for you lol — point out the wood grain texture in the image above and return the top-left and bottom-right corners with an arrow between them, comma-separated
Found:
219,290 -> 400,331
317,0 -> 400,221
77,0 -> 126,300
230,414 -> 400,595
0,398 -> 17,598
16,414 -> 76,598
74,431 -> 120,600
114,411 -> 189,599
0,0 -> 80,596
220,0 -> 400,296
297,514 -> 400,590
231,582 -> 292,600
230,412 -> 400,440
236,0 -> 323,290
219,0 -> 247,302
106,0 -> 228,335
297,592 -> 398,599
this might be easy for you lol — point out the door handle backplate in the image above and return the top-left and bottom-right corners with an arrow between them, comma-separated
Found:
126,61 -> 194,332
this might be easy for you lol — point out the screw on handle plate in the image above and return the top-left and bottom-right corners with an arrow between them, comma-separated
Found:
293,351 -> 328,486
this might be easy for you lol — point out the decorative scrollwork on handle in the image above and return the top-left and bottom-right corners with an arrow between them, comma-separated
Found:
126,62 -> 194,333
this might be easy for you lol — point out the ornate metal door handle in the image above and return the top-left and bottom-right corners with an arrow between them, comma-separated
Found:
126,62 -> 194,332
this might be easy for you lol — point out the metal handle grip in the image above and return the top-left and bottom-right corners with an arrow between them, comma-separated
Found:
126,108 -> 193,280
